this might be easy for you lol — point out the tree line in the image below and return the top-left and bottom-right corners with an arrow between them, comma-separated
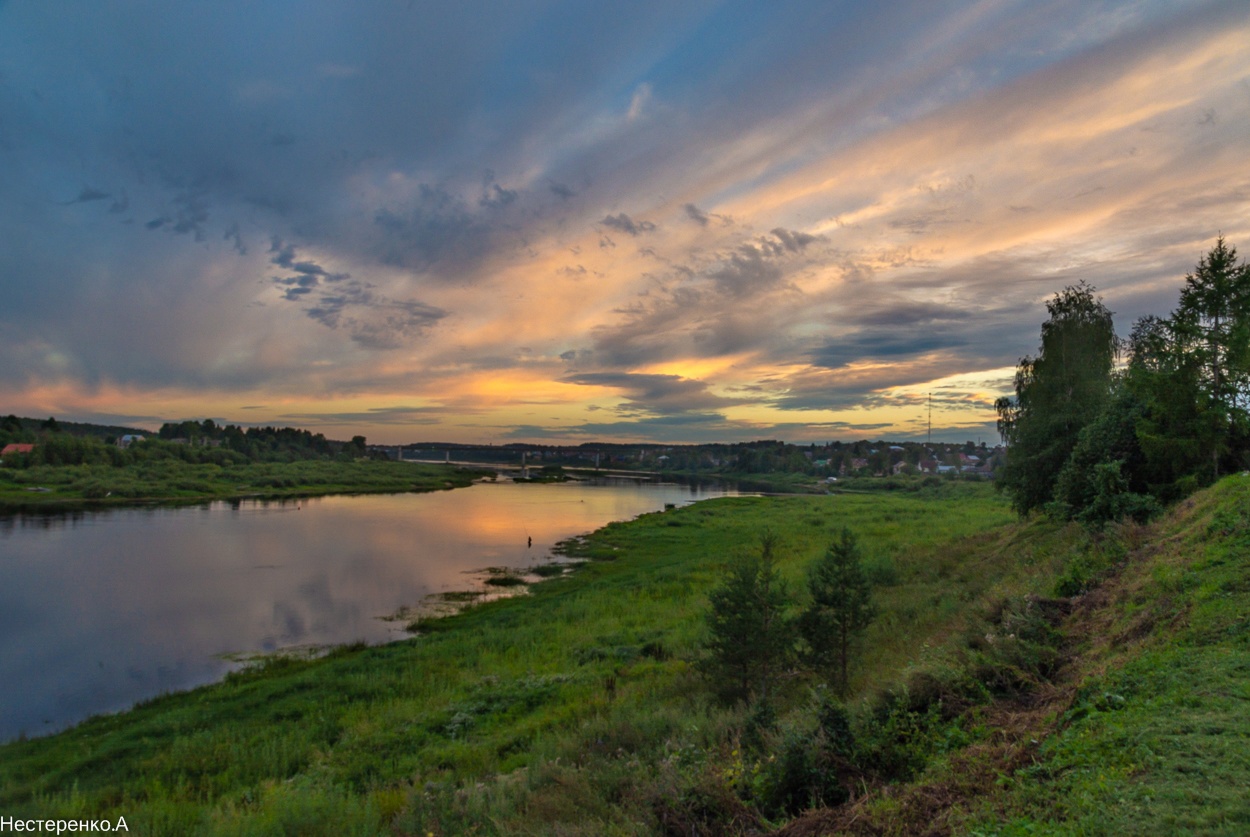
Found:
0,416 -> 375,468
996,238 -> 1250,524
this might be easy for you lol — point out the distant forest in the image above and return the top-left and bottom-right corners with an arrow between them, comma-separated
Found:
0,415 -> 375,468
996,237 -> 1250,524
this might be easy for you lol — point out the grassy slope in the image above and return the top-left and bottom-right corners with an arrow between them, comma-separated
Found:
0,460 -> 486,511
970,476 -> 1250,835
781,475 -> 1250,836
4,478 -> 1243,834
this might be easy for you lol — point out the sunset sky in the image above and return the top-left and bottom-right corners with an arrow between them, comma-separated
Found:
2,0 -> 1247,445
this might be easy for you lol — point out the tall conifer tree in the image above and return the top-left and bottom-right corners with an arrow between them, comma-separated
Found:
1173,236 -> 1250,478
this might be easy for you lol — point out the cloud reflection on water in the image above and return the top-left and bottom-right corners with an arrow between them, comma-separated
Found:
0,479 -> 730,740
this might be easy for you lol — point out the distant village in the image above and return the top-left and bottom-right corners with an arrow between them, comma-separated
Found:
386,439 -> 1004,481
1,415 -> 1005,483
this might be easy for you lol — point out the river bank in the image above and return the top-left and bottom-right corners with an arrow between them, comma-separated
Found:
5,479 -> 1244,833
0,478 -> 737,741
0,459 -> 489,512
0,483 -> 1020,831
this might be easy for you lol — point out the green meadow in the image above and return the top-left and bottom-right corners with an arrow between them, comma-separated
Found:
2,478 -> 1248,834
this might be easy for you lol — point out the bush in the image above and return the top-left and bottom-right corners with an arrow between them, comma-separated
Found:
967,596 -> 1064,694
855,687 -> 945,782
861,552 -> 900,586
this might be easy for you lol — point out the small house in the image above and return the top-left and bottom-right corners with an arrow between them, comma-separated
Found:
0,443 -> 35,463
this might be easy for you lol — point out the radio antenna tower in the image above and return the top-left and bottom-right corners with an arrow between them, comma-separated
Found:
927,392 -> 932,445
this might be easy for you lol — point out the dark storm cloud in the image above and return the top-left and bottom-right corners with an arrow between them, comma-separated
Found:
278,406 -> 446,425
848,301 -> 973,329
501,413 -> 736,442
305,284 -> 448,350
1,0 -> 693,308
770,228 -> 818,252
767,304 -> 1037,414
562,371 -> 750,416
768,368 -> 932,413
372,182 -> 525,274
809,333 -> 970,368
709,228 -> 824,296
710,244 -> 784,296
268,237 -> 445,348
805,298 -> 991,370
67,187 -> 111,204
269,238 -> 349,290
600,213 -> 656,237
587,225 -> 826,368
684,203 -> 709,226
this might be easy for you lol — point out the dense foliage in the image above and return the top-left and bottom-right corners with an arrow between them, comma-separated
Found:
995,282 -> 1118,515
998,239 -> 1250,524
0,418 -> 478,509
0,417 -> 375,470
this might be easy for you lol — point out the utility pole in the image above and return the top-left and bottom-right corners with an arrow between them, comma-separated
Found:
927,392 -> 932,446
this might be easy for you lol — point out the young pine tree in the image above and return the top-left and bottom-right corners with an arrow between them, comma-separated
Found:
702,530 -> 793,706
799,528 -> 875,696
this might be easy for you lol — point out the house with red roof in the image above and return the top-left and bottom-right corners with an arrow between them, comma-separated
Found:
1,443 -> 35,462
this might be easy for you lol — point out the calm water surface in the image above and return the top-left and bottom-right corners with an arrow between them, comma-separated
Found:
0,477 -> 734,741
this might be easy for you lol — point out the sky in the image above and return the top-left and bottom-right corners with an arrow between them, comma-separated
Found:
1,1 -> 1247,445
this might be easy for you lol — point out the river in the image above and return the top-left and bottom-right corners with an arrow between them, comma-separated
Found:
0,476 -> 735,741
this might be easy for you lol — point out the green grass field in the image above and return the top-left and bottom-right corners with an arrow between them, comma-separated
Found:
2,478 -> 1247,834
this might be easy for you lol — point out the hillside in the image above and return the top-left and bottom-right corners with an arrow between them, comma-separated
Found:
783,475 -> 1250,835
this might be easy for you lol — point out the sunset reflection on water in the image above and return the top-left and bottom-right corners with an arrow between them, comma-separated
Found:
0,477 -> 733,740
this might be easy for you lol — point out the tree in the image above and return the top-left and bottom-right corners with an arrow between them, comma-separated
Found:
996,283 -> 1118,514
1118,241 -> 1250,493
1172,236 -> 1250,477
1049,385 -> 1158,525
1123,314 -> 1212,499
702,531 -> 793,706
798,528 -> 875,695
